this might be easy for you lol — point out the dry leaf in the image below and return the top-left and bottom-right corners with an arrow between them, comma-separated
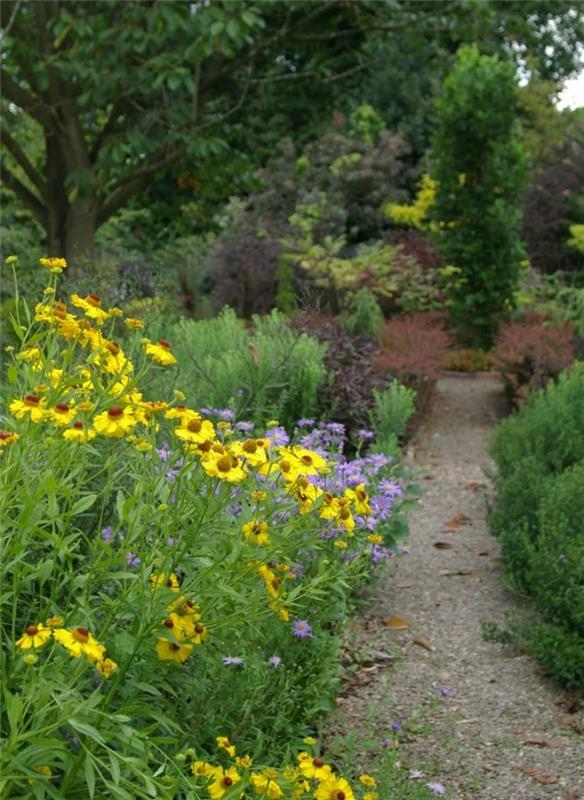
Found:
433,541 -> 454,550
467,481 -> 486,492
522,737 -> 565,749
384,615 -> 410,630
412,634 -> 433,652
514,765 -> 559,785
438,568 -> 475,576
513,727 -> 526,734
478,550 -> 490,556
443,514 -> 472,532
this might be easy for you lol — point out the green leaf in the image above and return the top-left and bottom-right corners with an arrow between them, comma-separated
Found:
69,718 -> 105,745
71,494 -> 98,515
84,756 -> 96,798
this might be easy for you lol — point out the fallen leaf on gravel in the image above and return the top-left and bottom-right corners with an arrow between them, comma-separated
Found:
522,737 -> 565,748
433,541 -> 454,550
514,765 -> 559,785
443,514 -> 472,532
478,550 -> 490,556
467,481 -> 487,491
564,791 -> 581,800
438,568 -> 475,576
384,615 -> 410,630
412,635 -> 433,652
513,727 -> 526,734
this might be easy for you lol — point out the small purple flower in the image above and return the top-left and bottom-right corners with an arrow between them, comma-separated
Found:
325,422 -> 345,435
216,408 -> 235,421
382,738 -> 393,747
265,425 -> 289,446
408,769 -> 425,781
390,721 -> 402,732
268,655 -> 282,667
200,407 -> 214,416
167,536 -> 177,547
379,479 -> 402,497
438,686 -> 454,698
426,782 -> 446,796
101,526 -> 114,543
234,420 -> 254,433
296,418 -> 315,428
357,429 -> 375,440
156,444 -> 172,463
126,552 -> 141,567
292,619 -> 313,639
222,656 -> 244,666
288,562 -> 304,579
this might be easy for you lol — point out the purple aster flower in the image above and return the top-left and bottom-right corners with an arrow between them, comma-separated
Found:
390,721 -> 402,732
200,406 -> 214,416
101,526 -> 114,543
126,552 -> 141,567
379,479 -> 402,497
156,444 -> 172,463
165,468 -> 179,482
369,544 -> 386,565
265,425 -> 289,446
222,656 -> 244,666
288,562 -> 303,579
216,408 -> 235,421
296,418 -> 315,428
325,422 -> 345,435
382,738 -> 393,747
234,420 -> 254,433
426,782 -> 446,796
438,686 -> 454,698
292,619 -> 313,639
357,429 -> 375,440
167,536 -> 177,546
408,769 -> 425,781
268,655 -> 282,667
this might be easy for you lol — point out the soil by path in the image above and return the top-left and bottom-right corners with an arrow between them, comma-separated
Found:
332,375 -> 584,800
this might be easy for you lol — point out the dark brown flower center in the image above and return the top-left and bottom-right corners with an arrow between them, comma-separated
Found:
108,406 -> 123,418
164,619 -> 174,628
336,793 -> 346,800
106,341 -> 120,356
159,340 -> 171,349
279,459 -> 292,473
87,294 -> 101,306
187,419 -> 202,434
55,403 -> 69,413
301,455 -> 313,465
313,758 -> 324,768
217,456 -> 232,473
340,508 -> 351,520
24,394 -> 40,406
73,421 -> 84,430
222,777 -> 233,788
170,642 -> 181,651
0,431 -> 13,441
194,624 -> 205,634
73,627 -> 89,643
243,439 -> 257,454
26,625 -> 39,636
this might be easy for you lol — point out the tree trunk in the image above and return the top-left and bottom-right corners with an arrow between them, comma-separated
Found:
64,198 -> 97,279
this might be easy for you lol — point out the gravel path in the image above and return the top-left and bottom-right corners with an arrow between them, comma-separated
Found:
333,375 -> 584,799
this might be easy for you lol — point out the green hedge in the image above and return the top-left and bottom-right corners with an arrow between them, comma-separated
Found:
489,364 -> 584,687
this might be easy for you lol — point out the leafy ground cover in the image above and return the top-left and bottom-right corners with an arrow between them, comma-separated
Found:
0,257 -> 425,798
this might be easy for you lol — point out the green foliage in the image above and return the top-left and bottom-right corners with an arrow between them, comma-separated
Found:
431,45 -> 529,347
142,308 -> 327,430
489,364 -> 584,685
344,288 -> 385,339
347,104 -> 386,144
385,174 -> 437,230
371,381 -> 417,456
568,223 -> 584,254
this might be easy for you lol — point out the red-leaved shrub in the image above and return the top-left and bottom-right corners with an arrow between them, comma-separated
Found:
493,314 -> 576,405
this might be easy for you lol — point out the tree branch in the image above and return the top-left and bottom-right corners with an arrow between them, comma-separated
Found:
0,69 -> 52,127
1,165 -> 47,225
0,125 -> 47,198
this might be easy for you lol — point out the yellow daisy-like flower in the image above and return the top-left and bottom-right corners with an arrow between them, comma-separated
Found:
319,495 -> 355,532
174,413 -> 215,444
16,345 -> 43,370
236,755 -> 253,768
144,339 -> 177,366
156,638 -> 193,663
344,483 -> 372,516
50,402 -> 77,427
192,761 -> 218,778
45,616 -> 64,628
208,767 -> 241,800
202,451 -> 247,483
359,775 -> 377,787
54,627 -> 105,662
0,431 -> 19,448
16,623 -> 52,650
363,793 -> 378,800
367,534 -> 383,545
9,394 -> 46,422
40,256 -> 67,273
314,776 -> 355,800
242,520 -> 271,546
191,622 -> 209,645
298,755 -> 333,781
150,572 -> 180,592
288,478 -> 322,515
251,771 -> 284,799
257,564 -> 283,600
124,317 -> 145,330
231,438 -> 270,468
216,736 -> 236,757
96,658 -> 118,678
303,736 -> 316,746
93,405 -> 137,438
252,490 -> 267,502
63,421 -> 97,442
70,293 -> 111,325
287,446 -> 328,476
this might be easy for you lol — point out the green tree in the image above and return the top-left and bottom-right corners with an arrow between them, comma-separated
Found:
431,44 -> 529,346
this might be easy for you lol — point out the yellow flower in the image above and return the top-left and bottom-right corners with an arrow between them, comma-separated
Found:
242,520 -> 271,546
257,564 -> 283,600
287,446 -> 328,476
156,638 -> 193,662
334,540 -> 348,549
0,431 -> 19,448
367,534 -> 383,545
363,793 -> 379,800
202,450 -> 247,483
124,317 -> 145,329
174,413 -> 215,444
5,255 -> 17,264
63,421 -> 97,442
236,755 -> 253,768
298,755 -> 332,781
53,627 -> 105,662
93,405 -> 137,437
288,478 -> 322,514
96,658 -> 118,678
150,572 -> 180,592
359,775 -> 377,787
174,389 -> 186,401
192,761 -> 218,778
23,653 -> 38,664
50,402 -> 77,427
251,771 -> 283,799
191,622 -> 209,645
319,495 -> 355,532
40,256 -> 67,273
45,616 -> 64,628
314,776 -> 355,800
208,767 -> 241,799
231,438 -> 270,467
303,736 -> 316,746
144,339 -> 177,366
9,394 -> 46,422
344,483 -> 372,515
28,765 -> 53,784
216,736 -> 236,757
16,623 -> 52,650
16,345 -> 43,369
252,490 -> 267,502
70,293 -> 111,325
